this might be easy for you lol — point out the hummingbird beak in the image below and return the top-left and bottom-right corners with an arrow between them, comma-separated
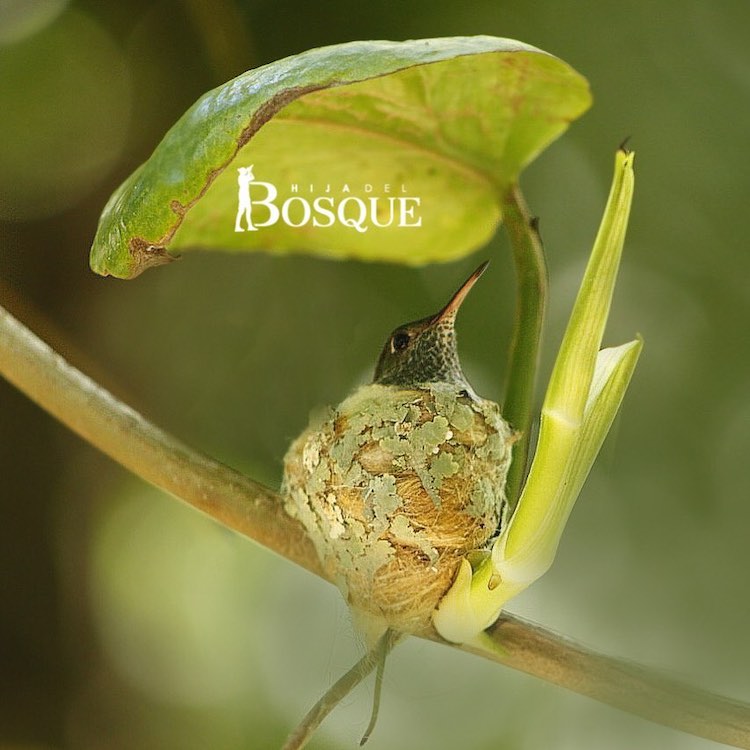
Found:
432,260 -> 489,325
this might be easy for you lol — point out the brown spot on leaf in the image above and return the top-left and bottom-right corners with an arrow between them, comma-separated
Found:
129,84 -> 332,273
128,237 -> 178,278
237,83 -> 329,148
170,199 -> 186,216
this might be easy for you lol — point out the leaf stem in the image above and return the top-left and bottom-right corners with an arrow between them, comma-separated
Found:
2,303 -> 749,748
500,184 -> 548,510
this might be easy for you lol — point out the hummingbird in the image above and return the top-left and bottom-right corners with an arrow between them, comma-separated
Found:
372,260 -> 488,396
281,261 -> 514,747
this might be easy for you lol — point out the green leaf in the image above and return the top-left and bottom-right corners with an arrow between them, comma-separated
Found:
90,37 -> 591,278
492,338 -> 642,589
500,149 -> 635,566
434,152 -> 640,644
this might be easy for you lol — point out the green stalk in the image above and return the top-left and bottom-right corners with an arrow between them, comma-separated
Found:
502,148 -> 635,563
500,184 -> 548,510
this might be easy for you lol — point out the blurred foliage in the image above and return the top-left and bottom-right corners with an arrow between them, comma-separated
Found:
1,1 -> 749,748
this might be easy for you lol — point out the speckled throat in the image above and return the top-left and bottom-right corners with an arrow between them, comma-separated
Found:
374,315 -> 470,390
372,262 -> 487,392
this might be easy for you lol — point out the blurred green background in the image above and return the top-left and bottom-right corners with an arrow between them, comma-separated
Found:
1,1 -> 748,748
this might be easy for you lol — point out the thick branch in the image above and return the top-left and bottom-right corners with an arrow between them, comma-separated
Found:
0,305 -> 322,578
457,615 -> 750,749
2,303 -> 749,748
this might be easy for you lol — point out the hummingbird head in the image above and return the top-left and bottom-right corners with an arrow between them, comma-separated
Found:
373,261 -> 488,391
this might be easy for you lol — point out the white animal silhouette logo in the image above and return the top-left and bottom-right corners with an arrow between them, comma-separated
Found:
232,166 -> 422,233
235,165 -> 257,231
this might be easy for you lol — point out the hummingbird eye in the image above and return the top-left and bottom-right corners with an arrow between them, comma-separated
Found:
390,330 -> 411,353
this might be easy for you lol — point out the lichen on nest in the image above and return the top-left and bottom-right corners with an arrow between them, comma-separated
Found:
282,381 -> 514,638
